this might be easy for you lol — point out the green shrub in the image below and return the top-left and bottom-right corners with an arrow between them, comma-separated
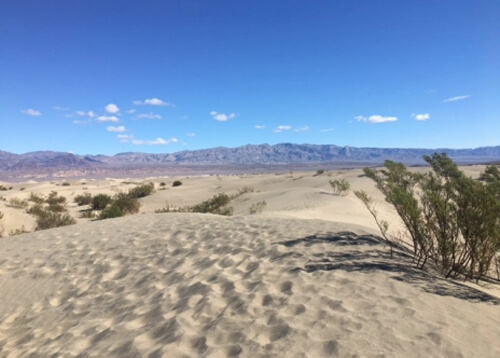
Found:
7,197 -> 29,209
172,180 -> 183,187
189,193 -> 233,216
98,205 -> 125,220
74,193 -> 93,206
160,182 -> 166,187
360,153 -> 500,282
33,209 -> 76,231
45,191 -> 66,206
112,193 -> 140,214
329,179 -> 350,196
91,194 -> 113,210
62,182 -> 70,186
28,192 -> 45,204
127,182 -> 155,198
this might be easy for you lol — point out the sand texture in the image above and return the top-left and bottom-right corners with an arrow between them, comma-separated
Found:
0,168 -> 499,357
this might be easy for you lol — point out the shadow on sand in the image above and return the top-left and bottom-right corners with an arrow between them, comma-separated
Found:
276,232 -> 500,305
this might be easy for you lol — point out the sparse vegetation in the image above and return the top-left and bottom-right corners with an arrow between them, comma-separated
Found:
74,193 -> 93,206
359,153 -> 500,282
232,186 -> 254,199
249,200 -> 267,214
172,180 -> 183,187
7,197 -> 29,209
45,191 -> 66,206
127,182 -> 155,198
313,169 -> 325,177
79,209 -> 96,219
91,194 -> 113,210
155,193 -> 234,216
0,210 -> 4,238
9,226 -> 29,236
28,192 -> 45,204
329,179 -> 350,196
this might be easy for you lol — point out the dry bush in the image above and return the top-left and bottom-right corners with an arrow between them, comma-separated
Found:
7,197 -> 29,209
249,200 -> 267,214
329,179 -> 350,196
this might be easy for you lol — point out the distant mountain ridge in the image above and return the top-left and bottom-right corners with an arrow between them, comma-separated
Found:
1,143 -> 500,179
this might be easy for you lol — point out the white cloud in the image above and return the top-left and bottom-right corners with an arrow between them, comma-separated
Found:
117,134 -> 134,142
412,113 -> 430,121
274,125 -> 292,133
210,111 -> 238,122
96,115 -> 120,123
105,103 -> 120,114
87,111 -> 97,118
132,137 -> 178,146
133,98 -> 174,107
53,106 -> 68,111
21,108 -> 42,116
107,126 -> 127,133
76,111 -> 86,116
135,112 -> 162,120
187,133 -> 196,137
355,115 -> 398,124
320,128 -> 334,132
294,126 -> 310,132
126,109 -> 136,114
73,120 -> 91,125
443,95 -> 470,103
254,125 -> 266,129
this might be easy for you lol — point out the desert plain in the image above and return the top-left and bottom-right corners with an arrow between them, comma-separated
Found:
0,167 -> 499,357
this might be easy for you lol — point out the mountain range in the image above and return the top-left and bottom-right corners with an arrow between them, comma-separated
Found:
1,143 -> 499,179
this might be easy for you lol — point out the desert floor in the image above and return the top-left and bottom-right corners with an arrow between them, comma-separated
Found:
0,167 -> 499,357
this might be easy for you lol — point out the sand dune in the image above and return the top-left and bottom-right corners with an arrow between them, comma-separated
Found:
0,168 -> 499,357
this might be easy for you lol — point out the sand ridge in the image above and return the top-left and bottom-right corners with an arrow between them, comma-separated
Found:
0,214 -> 499,357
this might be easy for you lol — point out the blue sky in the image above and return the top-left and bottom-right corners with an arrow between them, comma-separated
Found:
1,0 -> 499,155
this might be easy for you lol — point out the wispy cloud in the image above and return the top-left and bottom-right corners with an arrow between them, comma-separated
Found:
126,109 -> 136,114
210,111 -> 238,122
21,108 -> 42,116
187,133 -> 196,137
254,125 -> 266,129
355,115 -> 398,124
53,106 -> 68,111
105,103 -> 120,114
133,98 -> 175,107
96,115 -> 120,123
294,126 -> 310,132
118,134 -> 178,145
107,126 -> 127,133
73,120 -> 91,125
135,112 -> 162,120
412,113 -> 430,121
320,128 -> 334,132
443,95 -> 470,103
274,125 -> 292,133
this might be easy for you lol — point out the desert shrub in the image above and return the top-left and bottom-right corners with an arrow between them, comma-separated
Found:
172,180 -> 183,187
329,179 -> 350,196
249,200 -> 267,214
98,205 -> 125,220
91,194 -> 113,210
28,192 -> 45,204
232,186 -> 254,199
7,197 -> 29,209
79,209 -> 95,219
20,187 -> 25,191
62,182 -> 70,186
74,193 -> 93,206
0,210 -> 4,238
361,153 -> 500,282
0,185 -> 7,191
47,203 -> 66,213
127,182 -> 155,198
313,169 -> 325,177
34,209 -> 76,231
45,191 -> 66,206
160,182 -> 166,187
112,193 -> 140,214
9,226 -> 29,236
189,193 -> 233,216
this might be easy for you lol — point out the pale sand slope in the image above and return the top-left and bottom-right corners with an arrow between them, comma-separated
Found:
0,214 -> 499,358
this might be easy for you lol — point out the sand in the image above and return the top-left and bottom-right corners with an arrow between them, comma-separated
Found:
0,168 -> 499,357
